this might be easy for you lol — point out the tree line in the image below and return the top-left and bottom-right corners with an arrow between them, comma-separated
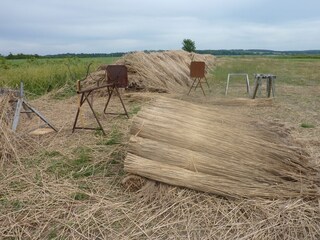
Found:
2,49 -> 320,60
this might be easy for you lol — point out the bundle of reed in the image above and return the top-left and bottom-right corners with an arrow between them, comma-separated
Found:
82,51 -> 215,93
116,50 -> 215,92
125,97 -> 319,199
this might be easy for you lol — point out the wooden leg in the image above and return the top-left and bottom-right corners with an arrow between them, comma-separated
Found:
225,74 -> 230,96
187,78 -> 197,95
198,81 -> 206,96
23,101 -> 58,132
267,78 -> 272,98
103,86 -> 114,113
72,93 -> 85,133
85,93 -> 106,135
252,80 -> 260,99
246,75 -> 251,96
115,87 -> 129,118
204,77 -> 211,91
12,99 -> 23,131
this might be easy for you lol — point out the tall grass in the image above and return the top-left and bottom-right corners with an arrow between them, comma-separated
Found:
2,55 -> 320,98
211,56 -> 320,86
0,57 -> 117,97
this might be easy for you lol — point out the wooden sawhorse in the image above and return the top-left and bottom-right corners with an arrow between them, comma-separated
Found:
252,74 -> 276,99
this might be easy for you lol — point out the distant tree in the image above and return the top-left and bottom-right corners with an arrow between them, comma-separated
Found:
182,39 -> 196,52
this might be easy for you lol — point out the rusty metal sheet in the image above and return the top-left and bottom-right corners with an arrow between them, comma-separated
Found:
106,65 -> 128,88
190,61 -> 205,78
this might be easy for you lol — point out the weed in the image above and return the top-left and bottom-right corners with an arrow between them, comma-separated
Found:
9,180 -> 28,192
300,123 -> 315,128
94,127 -> 105,137
72,192 -> 90,201
72,147 -> 92,165
130,105 -> 141,115
98,126 -> 123,145
48,228 -> 58,239
11,200 -> 24,210
43,150 -> 63,158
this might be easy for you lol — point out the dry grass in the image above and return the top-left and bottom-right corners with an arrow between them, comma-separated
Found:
0,55 -> 319,239
83,50 -> 216,93
0,93 -> 38,166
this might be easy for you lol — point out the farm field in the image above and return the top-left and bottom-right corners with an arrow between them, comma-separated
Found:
0,57 -> 118,97
0,54 -> 320,239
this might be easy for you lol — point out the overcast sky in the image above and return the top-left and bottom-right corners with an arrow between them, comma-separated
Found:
1,0 -> 319,55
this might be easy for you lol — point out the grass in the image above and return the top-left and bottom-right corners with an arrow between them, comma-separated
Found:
0,57 -> 118,97
98,125 -> 123,145
212,56 -> 320,86
301,123 -> 315,128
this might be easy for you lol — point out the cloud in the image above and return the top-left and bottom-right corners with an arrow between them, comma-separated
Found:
0,0 -> 319,54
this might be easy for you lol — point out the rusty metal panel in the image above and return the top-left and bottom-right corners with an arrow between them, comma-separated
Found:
106,65 -> 128,88
190,61 -> 205,78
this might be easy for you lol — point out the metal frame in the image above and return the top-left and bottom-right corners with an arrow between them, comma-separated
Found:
72,84 -> 110,135
225,73 -> 251,96
72,65 -> 129,135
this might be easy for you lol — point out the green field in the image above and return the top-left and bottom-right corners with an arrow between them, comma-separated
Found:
1,55 -> 319,98
212,55 -> 320,87
0,57 -> 117,97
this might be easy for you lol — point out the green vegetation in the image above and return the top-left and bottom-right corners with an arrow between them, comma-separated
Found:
300,123 -> 315,128
2,53 -> 320,98
130,105 -> 141,115
197,49 -> 320,56
45,147 -> 96,179
182,39 -> 196,52
211,56 -> 320,86
0,57 -> 118,97
72,192 -> 90,201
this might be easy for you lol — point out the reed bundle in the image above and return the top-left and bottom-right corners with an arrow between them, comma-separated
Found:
83,51 -> 215,93
125,97 -> 319,199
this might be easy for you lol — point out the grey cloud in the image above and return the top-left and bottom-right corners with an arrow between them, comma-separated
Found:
0,0 -> 320,55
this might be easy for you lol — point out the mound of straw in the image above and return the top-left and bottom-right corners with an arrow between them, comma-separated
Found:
125,97 -> 319,199
83,51 -> 215,93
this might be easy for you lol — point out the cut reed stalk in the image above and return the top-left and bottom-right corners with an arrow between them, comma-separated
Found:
125,97 -> 319,199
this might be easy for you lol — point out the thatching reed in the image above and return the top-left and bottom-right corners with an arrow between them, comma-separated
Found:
83,51 -> 215,93
125,96 -> 319,199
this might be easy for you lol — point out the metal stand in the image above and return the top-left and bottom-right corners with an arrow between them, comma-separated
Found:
187,61 -> 210,96
252,74 -> 276,99
103,85 -> 129,118
225,73 -> 251,96
12,82 -> 57,132
72,64 -> 129,135
72,84 -> 109,135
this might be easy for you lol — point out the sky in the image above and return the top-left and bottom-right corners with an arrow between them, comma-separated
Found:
0,0 -> 320,55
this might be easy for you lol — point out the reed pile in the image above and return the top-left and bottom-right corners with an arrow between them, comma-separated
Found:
125,97 -> 319,199
83,51 -> 215,93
